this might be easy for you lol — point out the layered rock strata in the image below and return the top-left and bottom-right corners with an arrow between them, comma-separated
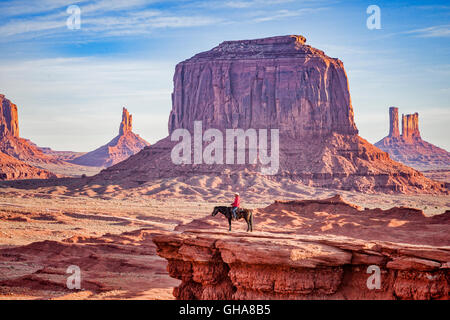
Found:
168,35 -> 358,138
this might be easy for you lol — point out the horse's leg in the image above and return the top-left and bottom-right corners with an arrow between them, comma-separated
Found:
250,213 -> 253,232
245,215 -> 250,232
228,217 -> 232,232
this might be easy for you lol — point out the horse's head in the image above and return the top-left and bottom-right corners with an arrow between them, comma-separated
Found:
211,206 -> 220,217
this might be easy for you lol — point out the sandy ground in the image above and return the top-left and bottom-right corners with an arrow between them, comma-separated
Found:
0,174 -> 448,300
30,162 -> 104,177
0,194 -> 214,300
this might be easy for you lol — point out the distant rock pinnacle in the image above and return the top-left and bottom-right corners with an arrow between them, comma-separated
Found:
401,112 -> 420,142
119,107 -> 133,136
71,108 -> 150,167
389,107 -> 400,138
375,107 -> 450,171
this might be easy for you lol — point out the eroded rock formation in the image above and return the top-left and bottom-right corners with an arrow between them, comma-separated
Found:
94,35 -> 445,194
402,112 -> 420,142
389,107 -> 400,138
119,107 -> 133,136
0,95 -> 59,179
0,95 -> 60,165
70,108 -> 150,167
153,196 -> 450,300
375,108 -> 450,171
0,94 -> 19,138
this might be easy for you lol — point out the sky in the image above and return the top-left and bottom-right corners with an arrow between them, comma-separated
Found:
0,0 -> 449,151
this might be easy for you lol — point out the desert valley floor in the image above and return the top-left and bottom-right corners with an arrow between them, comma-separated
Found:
0,173 -> 448,300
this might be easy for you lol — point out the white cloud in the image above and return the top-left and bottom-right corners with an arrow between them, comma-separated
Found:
406,24 -> 450,38
251,7 -> 327,22
80,0 -> 154,14
0,12 -> 66,37
0,0 -> 83,16
0,0 -> 222,40
0,0 -> 151,17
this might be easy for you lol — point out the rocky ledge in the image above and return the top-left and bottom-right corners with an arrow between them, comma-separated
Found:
153,196 -> 450,300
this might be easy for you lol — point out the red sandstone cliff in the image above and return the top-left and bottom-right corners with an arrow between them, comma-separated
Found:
0,95 -> 61,165
169,35 -> 358,138
0,94 -> 19,138
389,107 -> 400,138
70,108 -> 150,167
402,112 -> 421,142
375,107 -> 450,171
119,107 -> 133,135
93,35 -> 445,194
0,95 -> 58,179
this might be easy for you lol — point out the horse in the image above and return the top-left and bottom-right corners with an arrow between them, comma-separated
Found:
211,206 -> 254,232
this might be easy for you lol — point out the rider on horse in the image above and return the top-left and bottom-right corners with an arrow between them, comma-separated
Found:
231,192 -> 240,220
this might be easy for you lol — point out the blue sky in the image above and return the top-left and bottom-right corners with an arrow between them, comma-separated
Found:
0,0 -> 449,151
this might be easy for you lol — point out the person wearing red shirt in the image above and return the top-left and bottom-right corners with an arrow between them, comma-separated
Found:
231,192 -> 240,219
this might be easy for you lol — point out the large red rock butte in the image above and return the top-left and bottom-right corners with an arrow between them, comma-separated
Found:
94,35 -> 445,194
375,107 -> 450,171
168,35 -> 358,137
70,107 -> 150,167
